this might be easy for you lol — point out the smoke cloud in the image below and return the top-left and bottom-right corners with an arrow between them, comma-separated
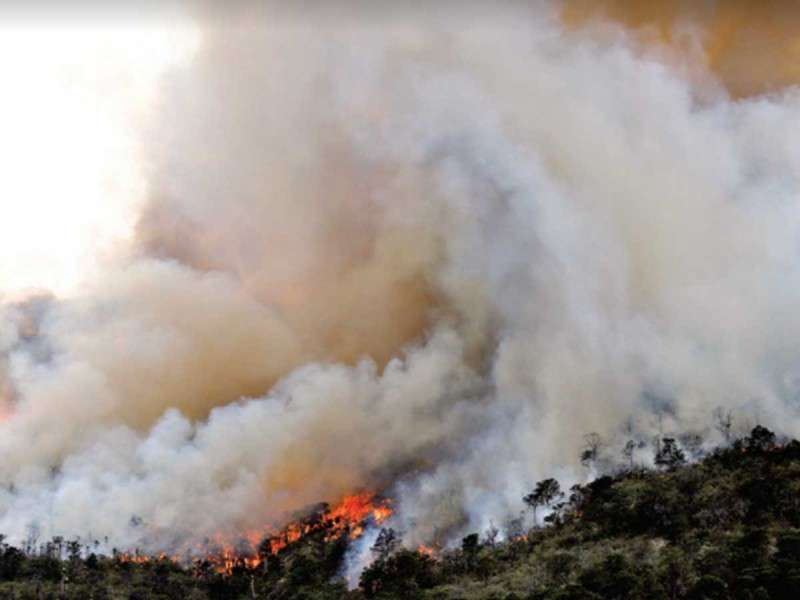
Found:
1,0 -> 799,561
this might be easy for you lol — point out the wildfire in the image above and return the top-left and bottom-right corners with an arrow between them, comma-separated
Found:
214,492 -> 392,574
325,492 -> 394,540
117,492 -> 393,576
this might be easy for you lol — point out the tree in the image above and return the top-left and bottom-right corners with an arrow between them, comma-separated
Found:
688,574 -> 728,600
655,438 -> 686,471
712,407 -> 734,444
523,491 -> 539,525
581,433 -> 604,468
546,551 -> 577,584
772,530 -> 800,598
503,514 -> 525,540
360,550 -> 436,598
483,522 -> 499,547
658,547 -> 691,600
679,432 -> 704,460
371,528 -> 400,563
746,425 -> 776,453
524,479 -> 564,526
622,440 -> 637,471
566,483 -> 587,518
544,501 -> 568,527
579,553 -> 639,598
538,478 -> 564,507
461,533 -> 480,571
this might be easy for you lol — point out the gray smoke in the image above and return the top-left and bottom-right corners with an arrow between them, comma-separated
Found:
1,1 -> 799,566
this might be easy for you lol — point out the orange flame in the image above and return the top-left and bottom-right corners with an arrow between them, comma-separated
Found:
214,492 -> 392,574
116,492 -> 395,575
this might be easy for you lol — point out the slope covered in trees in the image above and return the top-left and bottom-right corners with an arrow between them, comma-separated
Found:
0,426 -> 799,599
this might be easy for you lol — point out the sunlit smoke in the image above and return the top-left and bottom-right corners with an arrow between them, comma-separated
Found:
0,20 -> 198,296
0,1 -> 799,574
562,0 -> 800,98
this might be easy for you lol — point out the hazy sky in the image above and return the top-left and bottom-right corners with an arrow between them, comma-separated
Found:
0,19 -> 198,296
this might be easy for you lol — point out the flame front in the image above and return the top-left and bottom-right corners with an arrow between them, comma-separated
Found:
115,493 -> 394,575
216,492 -> 392,574
417,544 -> 438,558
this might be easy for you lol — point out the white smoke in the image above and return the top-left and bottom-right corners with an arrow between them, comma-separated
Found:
1,0 -> 800,563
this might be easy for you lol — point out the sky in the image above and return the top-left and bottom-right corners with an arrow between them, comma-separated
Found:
0,19 -> 198,297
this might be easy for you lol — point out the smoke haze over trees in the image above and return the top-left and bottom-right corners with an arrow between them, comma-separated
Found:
0,0 -> 799,575
0,425 -> 795,598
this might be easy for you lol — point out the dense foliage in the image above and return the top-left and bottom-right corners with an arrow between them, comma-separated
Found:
0,426 -> 799,599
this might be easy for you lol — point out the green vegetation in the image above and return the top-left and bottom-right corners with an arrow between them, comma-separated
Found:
1,425 -> 799,599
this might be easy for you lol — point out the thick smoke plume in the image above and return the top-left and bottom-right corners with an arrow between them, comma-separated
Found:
1,0 -> 800,562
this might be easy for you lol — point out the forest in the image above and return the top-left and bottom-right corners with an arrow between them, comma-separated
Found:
0,424 -> 797,599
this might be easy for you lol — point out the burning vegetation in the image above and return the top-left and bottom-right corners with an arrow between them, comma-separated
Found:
1,2 -> 800,599
0,426 -> 798,599
117,492 -> 392,576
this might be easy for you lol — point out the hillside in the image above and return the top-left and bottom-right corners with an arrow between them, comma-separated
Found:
0,426 -> 799,599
